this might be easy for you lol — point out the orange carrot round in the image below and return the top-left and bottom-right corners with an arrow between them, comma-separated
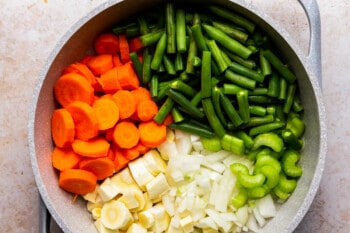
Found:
66,101 -> 99,140
113,149 -> 129,172
112,54 -> 122,67
51,108 -> 75,148
113,121 -> 140,149
131,87 -> 152,105
116,62 -> 140,90
163,113 -> 174,126
87,54 -> 114,76
112,90 -> 137,119
122,146 -> 141,161
79,157 -> 115,180
53,73 -> 94,107
92,98 -> 120,130
62,62 -> 97,86
94,33 -> 120,55
138,120 -> 167,148
51,147 -> 82,171
59,169 -> 97,195
136,99 -> 159,122
119,34 -> 130,63
98,67 -> 121,94
72,137 -> 110,158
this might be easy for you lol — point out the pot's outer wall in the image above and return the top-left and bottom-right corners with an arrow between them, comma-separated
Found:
28,0 -> 326,233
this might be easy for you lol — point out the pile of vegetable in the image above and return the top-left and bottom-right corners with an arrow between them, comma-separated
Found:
50,2 -> 306,233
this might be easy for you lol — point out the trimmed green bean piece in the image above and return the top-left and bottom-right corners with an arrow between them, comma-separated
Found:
191,23 -> 209,52
209,5 -> 255,33
171,107 -> 185,122
190,92 -> 202,107
206,40 -> 228,73
259,49 -> 272,76
165,2 -> 176,53
248,87 -> 268,96
112,21 -> 137,35
175,52 -> 184,72
281,150 -> 303,178
175,9 -> 187,53
224,49 -> 256,69
237,90 -> 250,123
140,29 -> 165,47
211,20 -> 249,43
202,98 -> 226,137
137,16 -> 149,35
223,83 -> 245,95
153,97 -> 174,124
228,62 -> 264,83
168,121 -> 215,138
142,48 -> 152,85
266,106 -> 276,116
126,25 -> 139,37
185,35 -> 198,74
248,95 -> 280,104
163,54 -> 177,75
150,74 -> 158,98
283,83 -> 297,114
220,91 -> 243,127
278,77 -> 288,100
151,31 -> 167,71
192,56 -> 202,67
221,134 -> 245,155
201,51 -> 212,98
225,69 -> 256,90
170,80 -> 196,98
249,105 -> 266,116
263,49 -> 296,83
202,24 -> 252,59
212,86 -> 228,127
249,122 -> 285,137
167,89 -> 204,119
243,115 -> 274,128
251,132 -> 284,152
267,73 -> 280,97
129,52 -> 143,80
292,95 -> 304,112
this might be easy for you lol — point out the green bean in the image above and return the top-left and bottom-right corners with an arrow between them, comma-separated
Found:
202,98 -> 226,137
220,91 -> 243,127
224,69 -> 256,90
171,107 -> 185,123
142,48 -> 152,85
281,150 -> 303,178
267,73 -> 280,97
190,92 -> 202,107
248,87 -> 268,96
221,134 -> 245,155
112,21 -> 137,35
283,83 -> 297,114
212,86 -> 228,127
251,132 -> 284,152
237,90 -> 250,123
248,95 -> 280,104
163,54 -> 177,75
185,35 -> 198,74
292,95 -> 304,112
126,25 -> 139,37
278,77 -> 288,100
168,121 -> 215,138
153,97 -> 174,124
165,2 -> 176,53
249,122 -> 285,137
249,105 -> 266,116
201,51 -> 212,98
206,40 -> 228,73
137,15 -> 150,35
243,115 -> 274,128
151,31 -> 167,71
167,89 -> 204,119
211,20 -> 249,43
224,49 -> 256,69
174,52 -> 184,72
170,80 -> 196,98
282,129 -> 303,151
266,106 -> 276,116
263,49 -> 296,83
259,49 -> 272,76
223,83 -> 245,95
129,52 -> 143,79
191,23 -> 209,52
175,9 -> 187,53
150,74 -> 158,98
202,24 -> 252,59
192,56 -> 202,67
228,61 -> 264,83
139,29 -> 165,47
209,5 -> 255,33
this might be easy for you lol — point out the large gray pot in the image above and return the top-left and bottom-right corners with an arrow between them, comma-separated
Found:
28,0 -> 327,232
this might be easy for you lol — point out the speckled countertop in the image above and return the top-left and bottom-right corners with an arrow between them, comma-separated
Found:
1,0 -> 349,232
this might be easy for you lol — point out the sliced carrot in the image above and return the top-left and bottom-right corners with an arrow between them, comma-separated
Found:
112,90 -> 137,119
113,149 -> 129,172
113,54 -> 123,67
72,137 -> 110,158
107,148 -> 115,161
53,73 -> 94,107
104,127 -> 115,142
66,101 -> 99,140
94,33 -> 120,55
139,120 -> 167,148
129,37 -> 144,52
92,97 -> 119,130
51,147 -> 82,171
119,34 -> 130,63
136,99 -> 159,122
163,113 -> 174,126
79,157 -> 115,180
51,108 -> 75,148
135,142 -> 150,154
131,87 -> 152,106
116,62 -> 140,90
80,55 -> 94,65
62,62 -> 97,86
59,169 -> 97,195
113,121 -> 140,149
98,67 -> 121,94
122,146 -> 140,161
87,54 -> 114,76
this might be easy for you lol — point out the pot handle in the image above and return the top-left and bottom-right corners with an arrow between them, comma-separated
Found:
298,0 -> 322,87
